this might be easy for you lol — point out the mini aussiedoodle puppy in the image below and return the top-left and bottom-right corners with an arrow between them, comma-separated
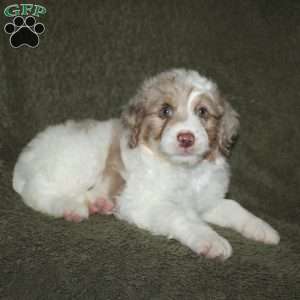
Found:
13,69 -> 279,260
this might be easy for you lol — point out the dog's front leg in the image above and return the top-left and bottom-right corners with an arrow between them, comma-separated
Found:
202,199 -> 280,244
130,208 -> 233,260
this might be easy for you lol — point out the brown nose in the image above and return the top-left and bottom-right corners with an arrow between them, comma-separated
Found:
177,131 -> 195,148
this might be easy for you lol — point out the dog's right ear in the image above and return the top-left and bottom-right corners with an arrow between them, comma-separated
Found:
121,102 -> 145,148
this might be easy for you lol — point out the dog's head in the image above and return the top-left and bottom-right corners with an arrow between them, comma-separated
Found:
121,69 -> 239,165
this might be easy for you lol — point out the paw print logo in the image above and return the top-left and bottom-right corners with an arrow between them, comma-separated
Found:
4,16 -> 45,48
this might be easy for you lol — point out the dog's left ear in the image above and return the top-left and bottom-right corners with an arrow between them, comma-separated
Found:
121,101 -> 145,148
218,101 -> 240,156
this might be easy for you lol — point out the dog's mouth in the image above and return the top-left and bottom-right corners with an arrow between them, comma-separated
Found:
168,153 -> 202,165
159,145 -> 204,165
159,145 -> 196,157
176,147 -> 196,156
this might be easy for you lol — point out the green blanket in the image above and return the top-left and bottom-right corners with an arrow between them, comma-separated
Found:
1,1 -> 299,299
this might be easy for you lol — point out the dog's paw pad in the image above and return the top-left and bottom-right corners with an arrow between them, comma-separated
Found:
242,218 -> 280,244
88,197 -> 114,215
198,235 -> 232,260
63,211 -> 85,223
4,16 -> 45,48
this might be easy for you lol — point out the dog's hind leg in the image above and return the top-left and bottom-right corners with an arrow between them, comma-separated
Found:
20,174 -> 89,221
85,171 -> 124,216
86,124 -> 125,216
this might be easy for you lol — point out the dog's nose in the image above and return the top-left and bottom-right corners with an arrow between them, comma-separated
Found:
177,131 -> 195,148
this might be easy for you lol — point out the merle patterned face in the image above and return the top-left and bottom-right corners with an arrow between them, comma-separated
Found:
122,70 -> 240,165
138,88 -> 223,164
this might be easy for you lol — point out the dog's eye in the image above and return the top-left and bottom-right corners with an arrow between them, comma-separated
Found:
196,106 -> 208,119
159,104 -> 173,119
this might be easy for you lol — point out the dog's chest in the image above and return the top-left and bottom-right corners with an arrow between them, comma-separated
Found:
119,143 -> 230,217
163,162 -> 227,210
125,153 -> 228,207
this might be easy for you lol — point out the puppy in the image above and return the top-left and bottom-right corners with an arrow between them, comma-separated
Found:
13,69 -> 279,259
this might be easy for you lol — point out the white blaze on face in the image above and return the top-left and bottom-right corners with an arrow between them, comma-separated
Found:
159,90 -> 209,164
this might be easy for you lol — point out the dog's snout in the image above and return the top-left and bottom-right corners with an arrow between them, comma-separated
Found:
177,131 -> 195,148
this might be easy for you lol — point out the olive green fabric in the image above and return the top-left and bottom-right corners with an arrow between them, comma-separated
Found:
1,1 -> 299,299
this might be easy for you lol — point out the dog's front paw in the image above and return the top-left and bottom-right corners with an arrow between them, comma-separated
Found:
242,218 -> 280,245
197,234 -> 232,261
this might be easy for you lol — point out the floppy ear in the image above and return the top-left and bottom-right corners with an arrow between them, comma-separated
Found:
218,101 -> 240,156
121,102 -> 145,148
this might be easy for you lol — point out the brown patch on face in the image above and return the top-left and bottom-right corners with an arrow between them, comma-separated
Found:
102,123 -> 125,202
139,114 -> 169,148
193,94 -> 223,160
155,118 -> 170,141
121,102 -> 145,148
192,93 -> 239,159
140,93 -> 189,148
206,118 -> 221,147
203,118 -> 221,160
121,74 -> 192,151
217,100 -> 240,156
